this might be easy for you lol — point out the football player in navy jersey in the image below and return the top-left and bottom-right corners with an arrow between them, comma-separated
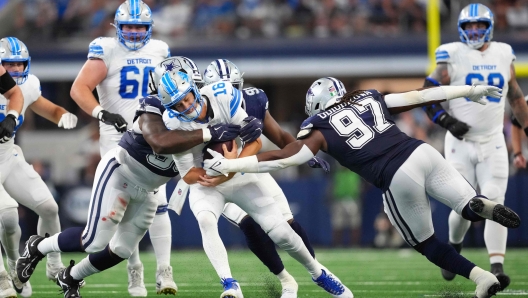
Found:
15,59 -> 242,298
205,77 -> 521,298
202,59 -> 330,298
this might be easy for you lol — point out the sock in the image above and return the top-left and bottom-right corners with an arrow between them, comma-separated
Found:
267,221 -> 322,279
127,248 -> 142,268
448,210 -> 472,244
56,227 -> 85,252
450,242 -> 463,254
197,211 -> 232,279
35,199 -> 62,265
469,266 -> 486,283
89,245 -> 125,271
277,269 -> 297,289
239,217 -> 285,275
414,235 -> 475,279
149,212 -> 172,269
38,233 -> 61,254
70,257 -> 100,281
485,220 -> 507,264
289,220 -> 315,258
0,208 -> 21,266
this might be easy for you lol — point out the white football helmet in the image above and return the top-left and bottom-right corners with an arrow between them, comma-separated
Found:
152,56 -> 204,92
0,37 -> 30,85
305,77 -> 347,117
113,0 -> 153,50
203,59 -> 244,90
458,3 -> 494,49
158,70 -> 203,122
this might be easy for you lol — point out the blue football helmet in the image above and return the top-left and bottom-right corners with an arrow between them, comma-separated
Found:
305,77 -> 347,117
203,59 -> 244,90
458,3 -> 494,49
158,70 -> 203,122
0,37 -> 31,85
113,0 -> 153,50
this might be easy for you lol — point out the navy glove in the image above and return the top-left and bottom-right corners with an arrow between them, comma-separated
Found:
308,156 -> 330,173
438,114 -> 469,140
98,110 -> 128,133
240,116 -> 263,143
208,123 -> 241,142
0,114 -> 17,143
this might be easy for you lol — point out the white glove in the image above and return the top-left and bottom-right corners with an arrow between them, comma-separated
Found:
466,85 -> 502,105
203,149 -> 229,177
58,113 -> 78,129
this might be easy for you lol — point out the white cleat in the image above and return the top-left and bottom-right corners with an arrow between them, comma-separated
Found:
7,267 -> 31,297
280,288 -> 298,298
128,264 -> 148,297
0,271 -> 16,298
220,278 -> 243,298
156,265 -> 177,295
473,271 -> 501,298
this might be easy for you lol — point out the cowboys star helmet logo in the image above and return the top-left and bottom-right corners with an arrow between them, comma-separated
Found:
164,61 -> 177,72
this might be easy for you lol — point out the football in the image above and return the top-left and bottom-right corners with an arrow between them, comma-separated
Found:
203,140 -> 234,160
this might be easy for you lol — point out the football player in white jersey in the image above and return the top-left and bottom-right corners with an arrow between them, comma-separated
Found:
69,1 -> 177,295
422,4 -> 528,290
159,70 -> 353,298
0,37 -> 78,297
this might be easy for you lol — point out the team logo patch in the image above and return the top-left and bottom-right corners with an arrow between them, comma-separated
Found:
164,61 -> 177,72
123,183 -> 128,189
178,188 -> 182,195
328,85 -> 337,97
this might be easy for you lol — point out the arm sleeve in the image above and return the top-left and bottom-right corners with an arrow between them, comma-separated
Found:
0,71 -> 16,94
421,77 -> 449,124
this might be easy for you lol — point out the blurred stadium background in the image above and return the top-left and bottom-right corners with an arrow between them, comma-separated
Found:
1,0 -> 528,256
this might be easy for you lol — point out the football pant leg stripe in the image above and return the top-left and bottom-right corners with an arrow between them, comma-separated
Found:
384,189 -> 419,246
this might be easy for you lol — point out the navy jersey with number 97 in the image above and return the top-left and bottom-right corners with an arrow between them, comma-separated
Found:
301,89 -> 423,190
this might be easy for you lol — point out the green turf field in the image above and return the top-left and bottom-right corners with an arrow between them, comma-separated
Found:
27,248 -> 528,297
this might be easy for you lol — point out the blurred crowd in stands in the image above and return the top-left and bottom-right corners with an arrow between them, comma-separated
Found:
7,0 -> 528,44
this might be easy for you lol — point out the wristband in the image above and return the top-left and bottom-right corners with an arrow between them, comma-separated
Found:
202,127 -> 212,142
6,110 -> 19,125
92,105 -> 104,119
514,152 -> 523,158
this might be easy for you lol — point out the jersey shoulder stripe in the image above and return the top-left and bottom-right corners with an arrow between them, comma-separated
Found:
435,42 -> 463,64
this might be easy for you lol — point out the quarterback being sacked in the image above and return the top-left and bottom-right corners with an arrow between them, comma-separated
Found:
205,78 -> 521,298
0,37 -> 77,298
69,0 -> 176,295
160,70 -> 352,298
202,58 -> 331,298
423,3 -> 528,289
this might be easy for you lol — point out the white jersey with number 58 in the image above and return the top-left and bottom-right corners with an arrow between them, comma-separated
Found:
436,41 -> 514,141
88,37 -> 170,136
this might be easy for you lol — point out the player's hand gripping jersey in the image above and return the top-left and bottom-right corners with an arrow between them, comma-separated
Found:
163,81 -> 247,178
435,42 -> 514,140
88,37 -> 170,136
0,74 -> 40,161
300,89 -> 423,190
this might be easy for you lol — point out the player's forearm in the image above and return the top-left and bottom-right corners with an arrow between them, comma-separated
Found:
512,125 -> 523,154
3,85 -> 23,114
70,84 -> 100,117
238,137 -> 262,158
182,167 -> 206,184
150,129 -> 206,155
509,96 -> 528,129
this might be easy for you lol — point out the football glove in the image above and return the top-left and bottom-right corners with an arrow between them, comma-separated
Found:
208,123 -> 241,143
240,116 -> 263,143
58,113 -> 78,129
204,149 -> 229,177
438,114 -> 469,140
0,114 -> 16,143
466,85 -> 502,105
308,156 -> 330,173
97,110 -> 128,133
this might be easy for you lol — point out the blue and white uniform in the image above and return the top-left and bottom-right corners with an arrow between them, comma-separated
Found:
302,90 -> 477,245
222,87 -> 293,225
82,95 -> 179,257
0,74 -> 54,211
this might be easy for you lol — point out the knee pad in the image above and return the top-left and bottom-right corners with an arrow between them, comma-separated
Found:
109,233 -> 137,259
0,208 -> 19,234
196,211 -> 218,232
132,204 -> 156,231
35,198 -> 59,219
84,243 -> 106,254
267,222 -> 295,248
480,184 -> 504,204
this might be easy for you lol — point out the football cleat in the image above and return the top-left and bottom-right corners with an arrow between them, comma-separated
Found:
491,263 -> 510,291
128,264 -> 147,297
0,270 -> 17,298
313,269 -> 353,298
56,260 -> 83,298
156,265 -> 177,295
8,266 -> 31,297
16,234 -> 46,284
469,197 -> 521,228
280,287 -> 298,298
472,270 -> 500,298
220,278 -> 243,298
440,242 -> 463,281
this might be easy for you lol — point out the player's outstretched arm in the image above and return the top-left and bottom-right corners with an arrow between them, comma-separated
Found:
204,129 -> 325,176
507,64 -> 528,135
29,96 -> 77,129
262,111 -> 296,149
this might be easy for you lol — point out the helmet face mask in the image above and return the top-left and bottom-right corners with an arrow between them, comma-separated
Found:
0,37 -> 30,85
203,59 -> 244,90
114,0 -> 153,51
458,3 -> 494,49
158,71 -> 203,122
305,77 -> 347,117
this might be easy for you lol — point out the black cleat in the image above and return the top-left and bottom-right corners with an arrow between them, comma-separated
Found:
440,242 -> 463,281
56,260 -> 83,298
491,263 -> 510,291
469,197 -> 521,228
472,282 -> 501,298
16,234 -> 47,284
